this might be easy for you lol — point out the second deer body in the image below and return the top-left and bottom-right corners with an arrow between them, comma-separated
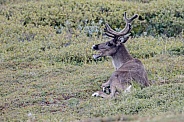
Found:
92,12 -> 150,98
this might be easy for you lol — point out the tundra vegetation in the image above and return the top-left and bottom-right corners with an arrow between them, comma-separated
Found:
0,0 -> 184,121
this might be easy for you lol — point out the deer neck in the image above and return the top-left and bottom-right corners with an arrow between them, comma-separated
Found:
111,44 -> 133,70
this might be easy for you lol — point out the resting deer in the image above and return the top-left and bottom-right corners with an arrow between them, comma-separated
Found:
92,12 -> 150,98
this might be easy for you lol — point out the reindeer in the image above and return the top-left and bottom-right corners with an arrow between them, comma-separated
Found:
92,12 -> 150,98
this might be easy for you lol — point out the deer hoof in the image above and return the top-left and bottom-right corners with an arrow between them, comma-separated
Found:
92,92 -> 99,97
102,87 -> 106,92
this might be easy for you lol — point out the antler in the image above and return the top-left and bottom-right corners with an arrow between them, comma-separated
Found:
104,12 -> 138,38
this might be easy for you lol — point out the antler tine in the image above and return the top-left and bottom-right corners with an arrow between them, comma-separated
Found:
124,12 -> 138,24
104,32 -> 115,38
104,12 -> 138,38
104,23 -> 132,37
119,12 -> 138,34
104,23 -> 119,36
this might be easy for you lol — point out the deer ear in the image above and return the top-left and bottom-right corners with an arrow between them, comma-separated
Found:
120,33 -> 131,43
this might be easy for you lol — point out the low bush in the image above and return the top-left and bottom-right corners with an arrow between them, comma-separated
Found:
0,0 -> 183,37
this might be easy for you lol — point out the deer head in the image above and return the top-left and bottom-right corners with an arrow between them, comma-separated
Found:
92,12 -> 138,58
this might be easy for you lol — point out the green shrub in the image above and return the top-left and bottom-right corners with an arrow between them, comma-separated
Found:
0,0 -> 183,37
0,19 -> 183,65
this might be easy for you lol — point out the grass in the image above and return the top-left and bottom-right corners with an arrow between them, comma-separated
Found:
0,53 -> 184,121
0,0 -> 184,121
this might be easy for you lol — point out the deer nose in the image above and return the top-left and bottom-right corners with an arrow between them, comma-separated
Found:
92,45 -> 99,50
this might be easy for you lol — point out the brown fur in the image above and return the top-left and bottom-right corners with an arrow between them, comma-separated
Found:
92,13 -> 150,98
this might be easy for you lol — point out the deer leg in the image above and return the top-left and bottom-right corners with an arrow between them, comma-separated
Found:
102,80 -> 111,87
92,85 -> 116,98
92,78 -> 120,98
101,80 -> 111,92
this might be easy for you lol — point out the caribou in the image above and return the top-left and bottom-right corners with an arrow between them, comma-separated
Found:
92,12 -> 150,98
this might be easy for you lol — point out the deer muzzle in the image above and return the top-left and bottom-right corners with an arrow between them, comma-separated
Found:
92,44 -> 102,59
92,44 -> 99,50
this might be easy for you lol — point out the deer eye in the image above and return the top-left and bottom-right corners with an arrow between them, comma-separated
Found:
106,42 -> 113,46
